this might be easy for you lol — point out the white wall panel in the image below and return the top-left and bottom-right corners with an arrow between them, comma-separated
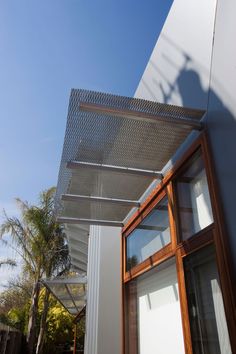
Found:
84,226 -> 101,354
135,0 -> 217,110
97,226 -> 122,354
84,226 -> 122,354
137,260 -> 184,354
207,0 -> 236,270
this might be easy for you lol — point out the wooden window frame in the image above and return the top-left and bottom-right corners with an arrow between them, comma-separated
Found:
122,131 -> 236,354
123,188 -> 173,282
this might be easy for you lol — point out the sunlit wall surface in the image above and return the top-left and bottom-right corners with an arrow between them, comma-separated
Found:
135,0 -> 236,271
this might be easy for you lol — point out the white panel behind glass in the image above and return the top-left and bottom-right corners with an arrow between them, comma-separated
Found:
137,259 -> 185,354
190,170 -> 213,233
141,227 -> 170,260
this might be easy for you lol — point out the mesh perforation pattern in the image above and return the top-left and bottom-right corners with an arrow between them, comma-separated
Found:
56,89 -> 204,271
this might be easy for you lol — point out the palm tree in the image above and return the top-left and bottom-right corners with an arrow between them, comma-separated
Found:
0,187 -> 70,354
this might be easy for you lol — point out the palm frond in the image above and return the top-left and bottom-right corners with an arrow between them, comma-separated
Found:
0,258 -> 17,268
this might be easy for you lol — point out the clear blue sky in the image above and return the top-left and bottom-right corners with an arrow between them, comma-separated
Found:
0,0 -> 173,284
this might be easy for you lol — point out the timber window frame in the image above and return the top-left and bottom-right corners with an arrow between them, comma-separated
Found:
122,132 -> 236,354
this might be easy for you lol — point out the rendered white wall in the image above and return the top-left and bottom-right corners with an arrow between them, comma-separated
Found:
207,0 -> 236,271
135,0 -> 217,110
135,0 -> 236,272
84,226 -> 122,354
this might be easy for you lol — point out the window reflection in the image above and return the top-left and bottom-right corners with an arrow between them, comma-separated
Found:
184,245 -> 232,354
126,196 -> 170,271
176,150 -> 213,240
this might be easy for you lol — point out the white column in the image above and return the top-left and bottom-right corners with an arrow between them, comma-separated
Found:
97,226 -> 122,354
84,225 -> 101,354
84,225 -> 122,354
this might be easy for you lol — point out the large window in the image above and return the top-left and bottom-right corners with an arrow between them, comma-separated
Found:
126,195 -> 170,271
125,259 -> 185,354
184,245 -> 231,354
176,149 -> 213,240
123,134 -> 234,354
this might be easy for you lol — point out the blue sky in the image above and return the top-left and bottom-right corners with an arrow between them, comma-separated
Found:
0,0 -> 173,286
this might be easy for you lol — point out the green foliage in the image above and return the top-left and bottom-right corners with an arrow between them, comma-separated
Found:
0,282 -> 85,352
0,187 -> 70,281
0,302 -> 29,333
47,301 -> 73,343
127,255 -> 138,270
76,316 -> 86,349
0,276 -> 32,333
0,187 -> 71,353
38,290 -> 74,353
7,305 -> 29,333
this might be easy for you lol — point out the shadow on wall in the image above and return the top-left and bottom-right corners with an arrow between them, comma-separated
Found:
146,34 -> 236,273
160,54 -> 208,109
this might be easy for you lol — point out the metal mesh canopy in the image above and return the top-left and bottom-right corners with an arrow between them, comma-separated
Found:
41,276 -> 87,316
56,89 -> 205,270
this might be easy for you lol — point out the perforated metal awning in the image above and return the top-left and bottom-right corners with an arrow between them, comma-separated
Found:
56,89 -> 205,272
41,276 -> 87,316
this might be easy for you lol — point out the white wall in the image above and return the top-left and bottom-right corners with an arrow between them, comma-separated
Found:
135,0 -> 217,110
97,226 -> 122,354
84,225 -> 122,354
207,0 -> 236,271
84,226 -> 101,354
135,0 -> 236,272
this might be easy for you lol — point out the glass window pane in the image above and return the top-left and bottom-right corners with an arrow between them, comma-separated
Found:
126,196 -> 170,271
176,150 -> 213,240
184,245 -> 232,354
125,258 -> 185,354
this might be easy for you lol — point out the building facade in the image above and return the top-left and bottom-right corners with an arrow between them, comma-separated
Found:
55,0 -> 236,353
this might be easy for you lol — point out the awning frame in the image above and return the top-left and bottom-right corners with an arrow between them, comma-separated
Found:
56,88 -> 206,273
67,160 -> 163,178
41,276 -> 87,316
57,217 -> 123,227
79,101 -> 204,129
61,193 -> 140,208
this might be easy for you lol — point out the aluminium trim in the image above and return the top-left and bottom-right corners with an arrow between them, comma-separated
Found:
58,295 -> 86,301
67,160 -> 162,178
65,284 -> 79,312
61,194 -> 140,207
41,277 -> 87,285
57,216 -> 123,227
